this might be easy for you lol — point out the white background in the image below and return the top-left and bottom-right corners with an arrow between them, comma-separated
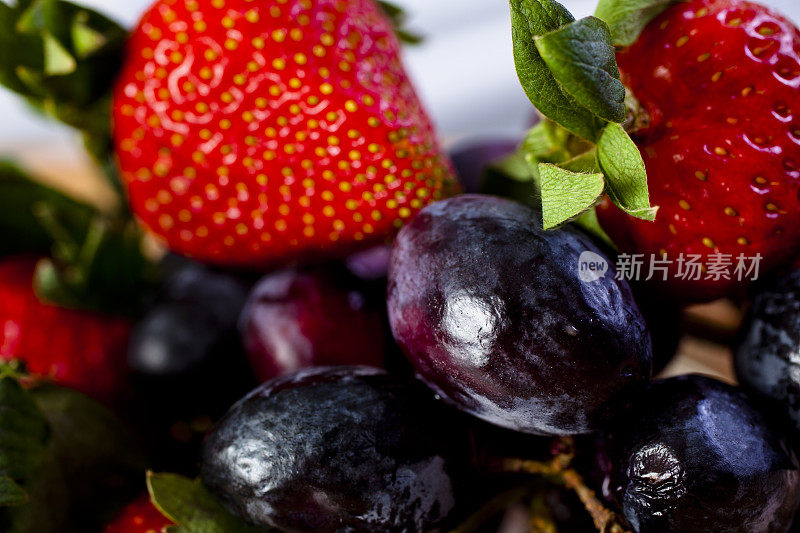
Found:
0,0 -> 798,150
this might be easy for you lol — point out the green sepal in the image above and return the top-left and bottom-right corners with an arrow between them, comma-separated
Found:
481,151 -> 542,210
510,0 -> 606,140
32,214 -> 158,316
4,383 -> 147,531
147,472 -> 270,533
0,0 -> 126,188
0,160 -> 158,315
595,0 -> 677,46
574,208 -> 616,249
42,30 -> 76,75
539,163 -> 605,229
376,1 -> 423,44
0,478 -> 27,507
0,160 -> 95,257
534,17 -> 626,123
0,374 -> 50,512
522,119 -> 594,165
596,122 -> 658,221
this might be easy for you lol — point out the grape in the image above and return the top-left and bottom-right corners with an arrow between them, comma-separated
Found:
387,194 -> 652,435
596,375 -> 800,532
735,269 -> 800,434
201,366 -> 471,531
239,266 -> 386,381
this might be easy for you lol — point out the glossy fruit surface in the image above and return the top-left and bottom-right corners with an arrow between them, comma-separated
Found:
113,0 -> 456,267
0,256 -> 130,403
126,258 -> 255,472
128,259 -> 250,377
596,374 -> 800,532
201,366 -> 470,531
735,269 -> 800,434
105,494 -> 172,533
387,194 -> 652,435
597,0 -> 800,301
240,267 -> 385,381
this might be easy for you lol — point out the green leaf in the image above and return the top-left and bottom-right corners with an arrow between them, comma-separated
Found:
0,376 -> 49,508
42,30 -> 76,75
574,207 -> 616,249
0,0 -> 127,174
376,0 -> 423,45
0,160 -> 94,257
561,149 -> 600,173
596,122 -> 658,220
0,478 -> 27,507
6,383 -> 147,531
510,0 -> 604,140
522,121 -> 572,163
521,119 -> 594,165
534,17 -> 625,123
595,0 -> 676,46
481,151 -> 542,209
539,163 -> 605,229
70,11 -> 106,58
0,160 -> 158,314
147,473 -> 266,533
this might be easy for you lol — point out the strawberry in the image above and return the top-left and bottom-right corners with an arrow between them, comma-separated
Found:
105,494 -> 173,533
0,256 -> 131,403
596,0 -> 800,301
112,0 -> 457,268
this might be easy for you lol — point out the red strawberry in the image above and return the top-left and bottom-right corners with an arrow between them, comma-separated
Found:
112,0 -> 457,268
596,0 -> 800,301
105,494 -> 173,533
0,256 -> 131,403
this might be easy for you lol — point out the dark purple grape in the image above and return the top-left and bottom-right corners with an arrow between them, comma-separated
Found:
387,194 -> 651,435
201,366 -> 472,531
596,375 -> 800,532
736,269 -> 800,436
125,259 -> 255,471
345,245 -> 392,281
449,140 -> 518,194
239,267 -> 386,381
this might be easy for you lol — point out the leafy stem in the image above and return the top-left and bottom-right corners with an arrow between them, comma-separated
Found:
509,0 -> 661,231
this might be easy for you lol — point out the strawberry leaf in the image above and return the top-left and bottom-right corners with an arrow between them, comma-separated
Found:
147,472 -> 268,533
522,119 -> 594,165
595,0 -> 676,46
574,208 -> 616,249
534,17 -> 626,123
0,478 -> 27,507
539,163 -> 605,229
0,160 -> 95,257
596,122 -> 658,221
8,383 -> 147,531
0,375 -> 49,510
0,160 -> 158,314
510,0 -> 605,140
0,0 -> 126,186
376,1 -> 423,44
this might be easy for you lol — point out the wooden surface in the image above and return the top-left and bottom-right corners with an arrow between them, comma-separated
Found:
2,138 -> 741,382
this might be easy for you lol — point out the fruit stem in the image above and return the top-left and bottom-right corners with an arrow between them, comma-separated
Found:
492,438 -> 631,533
621,88 -> 650,134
